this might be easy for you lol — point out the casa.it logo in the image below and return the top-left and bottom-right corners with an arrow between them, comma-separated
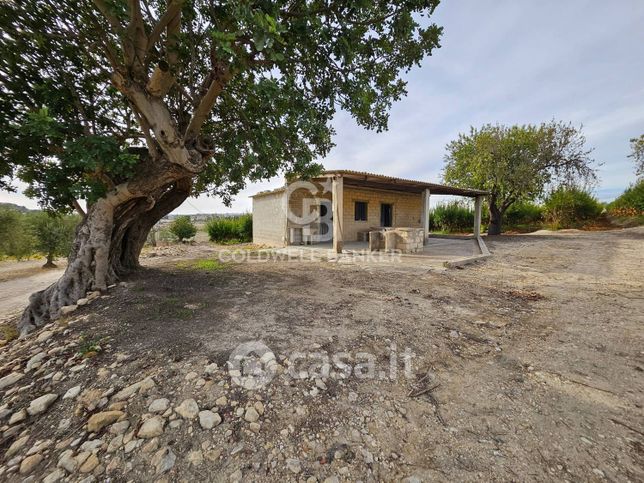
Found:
286,179 -> 333,242
227,340 -> 280,390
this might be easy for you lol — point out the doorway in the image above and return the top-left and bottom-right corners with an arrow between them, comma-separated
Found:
380,203 -> 393,227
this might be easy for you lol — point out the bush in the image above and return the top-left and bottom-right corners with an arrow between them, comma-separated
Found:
206,214 -> 252,243
169,215 -> 197,242
429,201 -> 474,232
504,201 -> 544,226
543,186 -> 603,229
608,179 -> 644,215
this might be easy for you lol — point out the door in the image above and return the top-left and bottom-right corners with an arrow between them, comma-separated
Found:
380,203 -> 393,227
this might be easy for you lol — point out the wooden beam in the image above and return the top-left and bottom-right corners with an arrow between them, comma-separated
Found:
332,176 -> 343,253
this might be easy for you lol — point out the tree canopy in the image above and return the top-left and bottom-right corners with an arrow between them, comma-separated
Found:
443,121 -> 596,234
1,0 -> 443,210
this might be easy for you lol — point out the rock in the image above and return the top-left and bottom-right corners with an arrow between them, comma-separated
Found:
60,304 -> 78,315
348,392 -> 358,402
215,396 -> 228,406
323,477 -> 340,483
58,450 -> 78,473
79,453 -> 99,473
78,388 -> 103,411
141,437 -> 159,453
112,376 -> 155,401
87,411 -> 124,433
124,440 -> 139,453
185,371 -> 198,381
77,298 -> 89,306
80,439 -> 103,453
138,416 -> 165,438
175,399 -> 199,419
27,393 -> 58,415
244,407 -> 260,423
19,453 -> 43,475
26,352 -> 47,371
204,363 -> 218,375
9,408 -> 27,425
6,434 -> 29,458
109,420 -> 130,435
205,448 -> 222,461
58,418 -> 71,431
361,448 -> 374,464
43,468 -> 65,483
148,398 -> 170,414
152,447 -> 176,474
26,439 -> 53,456
249,422 -> 261,433
107,434 -> 123,453
286,458 -> 301,474
63,385 -> 82,400
0,372 -> 24,390
187,449 -> 204,465
229,469 -> 243,482
37,330 -> 54,343
198,410 -> 221,429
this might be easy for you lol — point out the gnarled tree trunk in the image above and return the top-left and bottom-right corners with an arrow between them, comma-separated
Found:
18,173 -> 192,336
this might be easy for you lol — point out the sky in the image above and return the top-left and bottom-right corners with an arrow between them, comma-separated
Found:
2,0 -> 643,213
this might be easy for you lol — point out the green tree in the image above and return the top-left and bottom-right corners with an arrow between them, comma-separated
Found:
0,209 -> 35,260
27,212 -> 79,267
543,186 -> 602,229
629,134 -> 644,178
169,216 -> 197,242
0,0 -> 443,333
443,122 -> 596,235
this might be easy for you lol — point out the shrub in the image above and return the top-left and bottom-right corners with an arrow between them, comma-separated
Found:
543,186 -> 603,229
169,215 -> 197,242
206,214 -> 252,243
429,201 -> 474,232
608,179 -> 644,214
504,201 -> 544,226
26,212 -> 78,266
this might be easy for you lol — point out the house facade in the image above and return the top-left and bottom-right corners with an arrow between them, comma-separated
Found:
251,170 -> 487,253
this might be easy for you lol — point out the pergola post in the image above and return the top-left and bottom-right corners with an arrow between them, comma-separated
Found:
473,195 -> 483,237
421,188 -> 431,243
332,176 -> 343,253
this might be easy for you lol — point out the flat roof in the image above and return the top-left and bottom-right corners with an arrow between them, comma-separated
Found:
251,170 -> 488,198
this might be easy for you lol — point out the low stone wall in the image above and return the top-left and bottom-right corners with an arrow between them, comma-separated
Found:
368,227 -> 425,253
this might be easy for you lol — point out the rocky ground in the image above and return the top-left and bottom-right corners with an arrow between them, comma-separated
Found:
0,228 -> 642,482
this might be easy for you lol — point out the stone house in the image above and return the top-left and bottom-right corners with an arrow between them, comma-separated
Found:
251,170 -> 487,253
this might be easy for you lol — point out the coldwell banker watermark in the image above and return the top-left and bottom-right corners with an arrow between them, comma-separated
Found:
227,340 -> 416,390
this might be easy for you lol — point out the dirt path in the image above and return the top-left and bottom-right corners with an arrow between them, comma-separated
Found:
0,266 -> 64,322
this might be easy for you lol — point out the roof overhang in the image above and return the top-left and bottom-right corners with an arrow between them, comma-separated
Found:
317,170 -> 488,197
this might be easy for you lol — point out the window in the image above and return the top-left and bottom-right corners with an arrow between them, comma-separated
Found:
354,201 -> 368,221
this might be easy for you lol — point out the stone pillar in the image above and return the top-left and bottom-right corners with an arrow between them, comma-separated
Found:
282,189 -> 290,246
422,188 -> 431,243
474,195 -> 483,237
332,176 -> 343,253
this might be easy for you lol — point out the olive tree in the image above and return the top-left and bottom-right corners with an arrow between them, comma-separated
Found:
443,122 -> 596,235
0,0 -> 443,333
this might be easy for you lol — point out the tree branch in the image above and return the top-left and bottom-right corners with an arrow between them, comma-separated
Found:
184,67 -> 233,142
146,0 -> 184,53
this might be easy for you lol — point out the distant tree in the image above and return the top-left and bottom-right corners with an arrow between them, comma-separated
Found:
169,216 -> 197,242
629,134 -> 644,178
27,212 -> 78,267
443,121 -> 596,235
0,208 -> 34,260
